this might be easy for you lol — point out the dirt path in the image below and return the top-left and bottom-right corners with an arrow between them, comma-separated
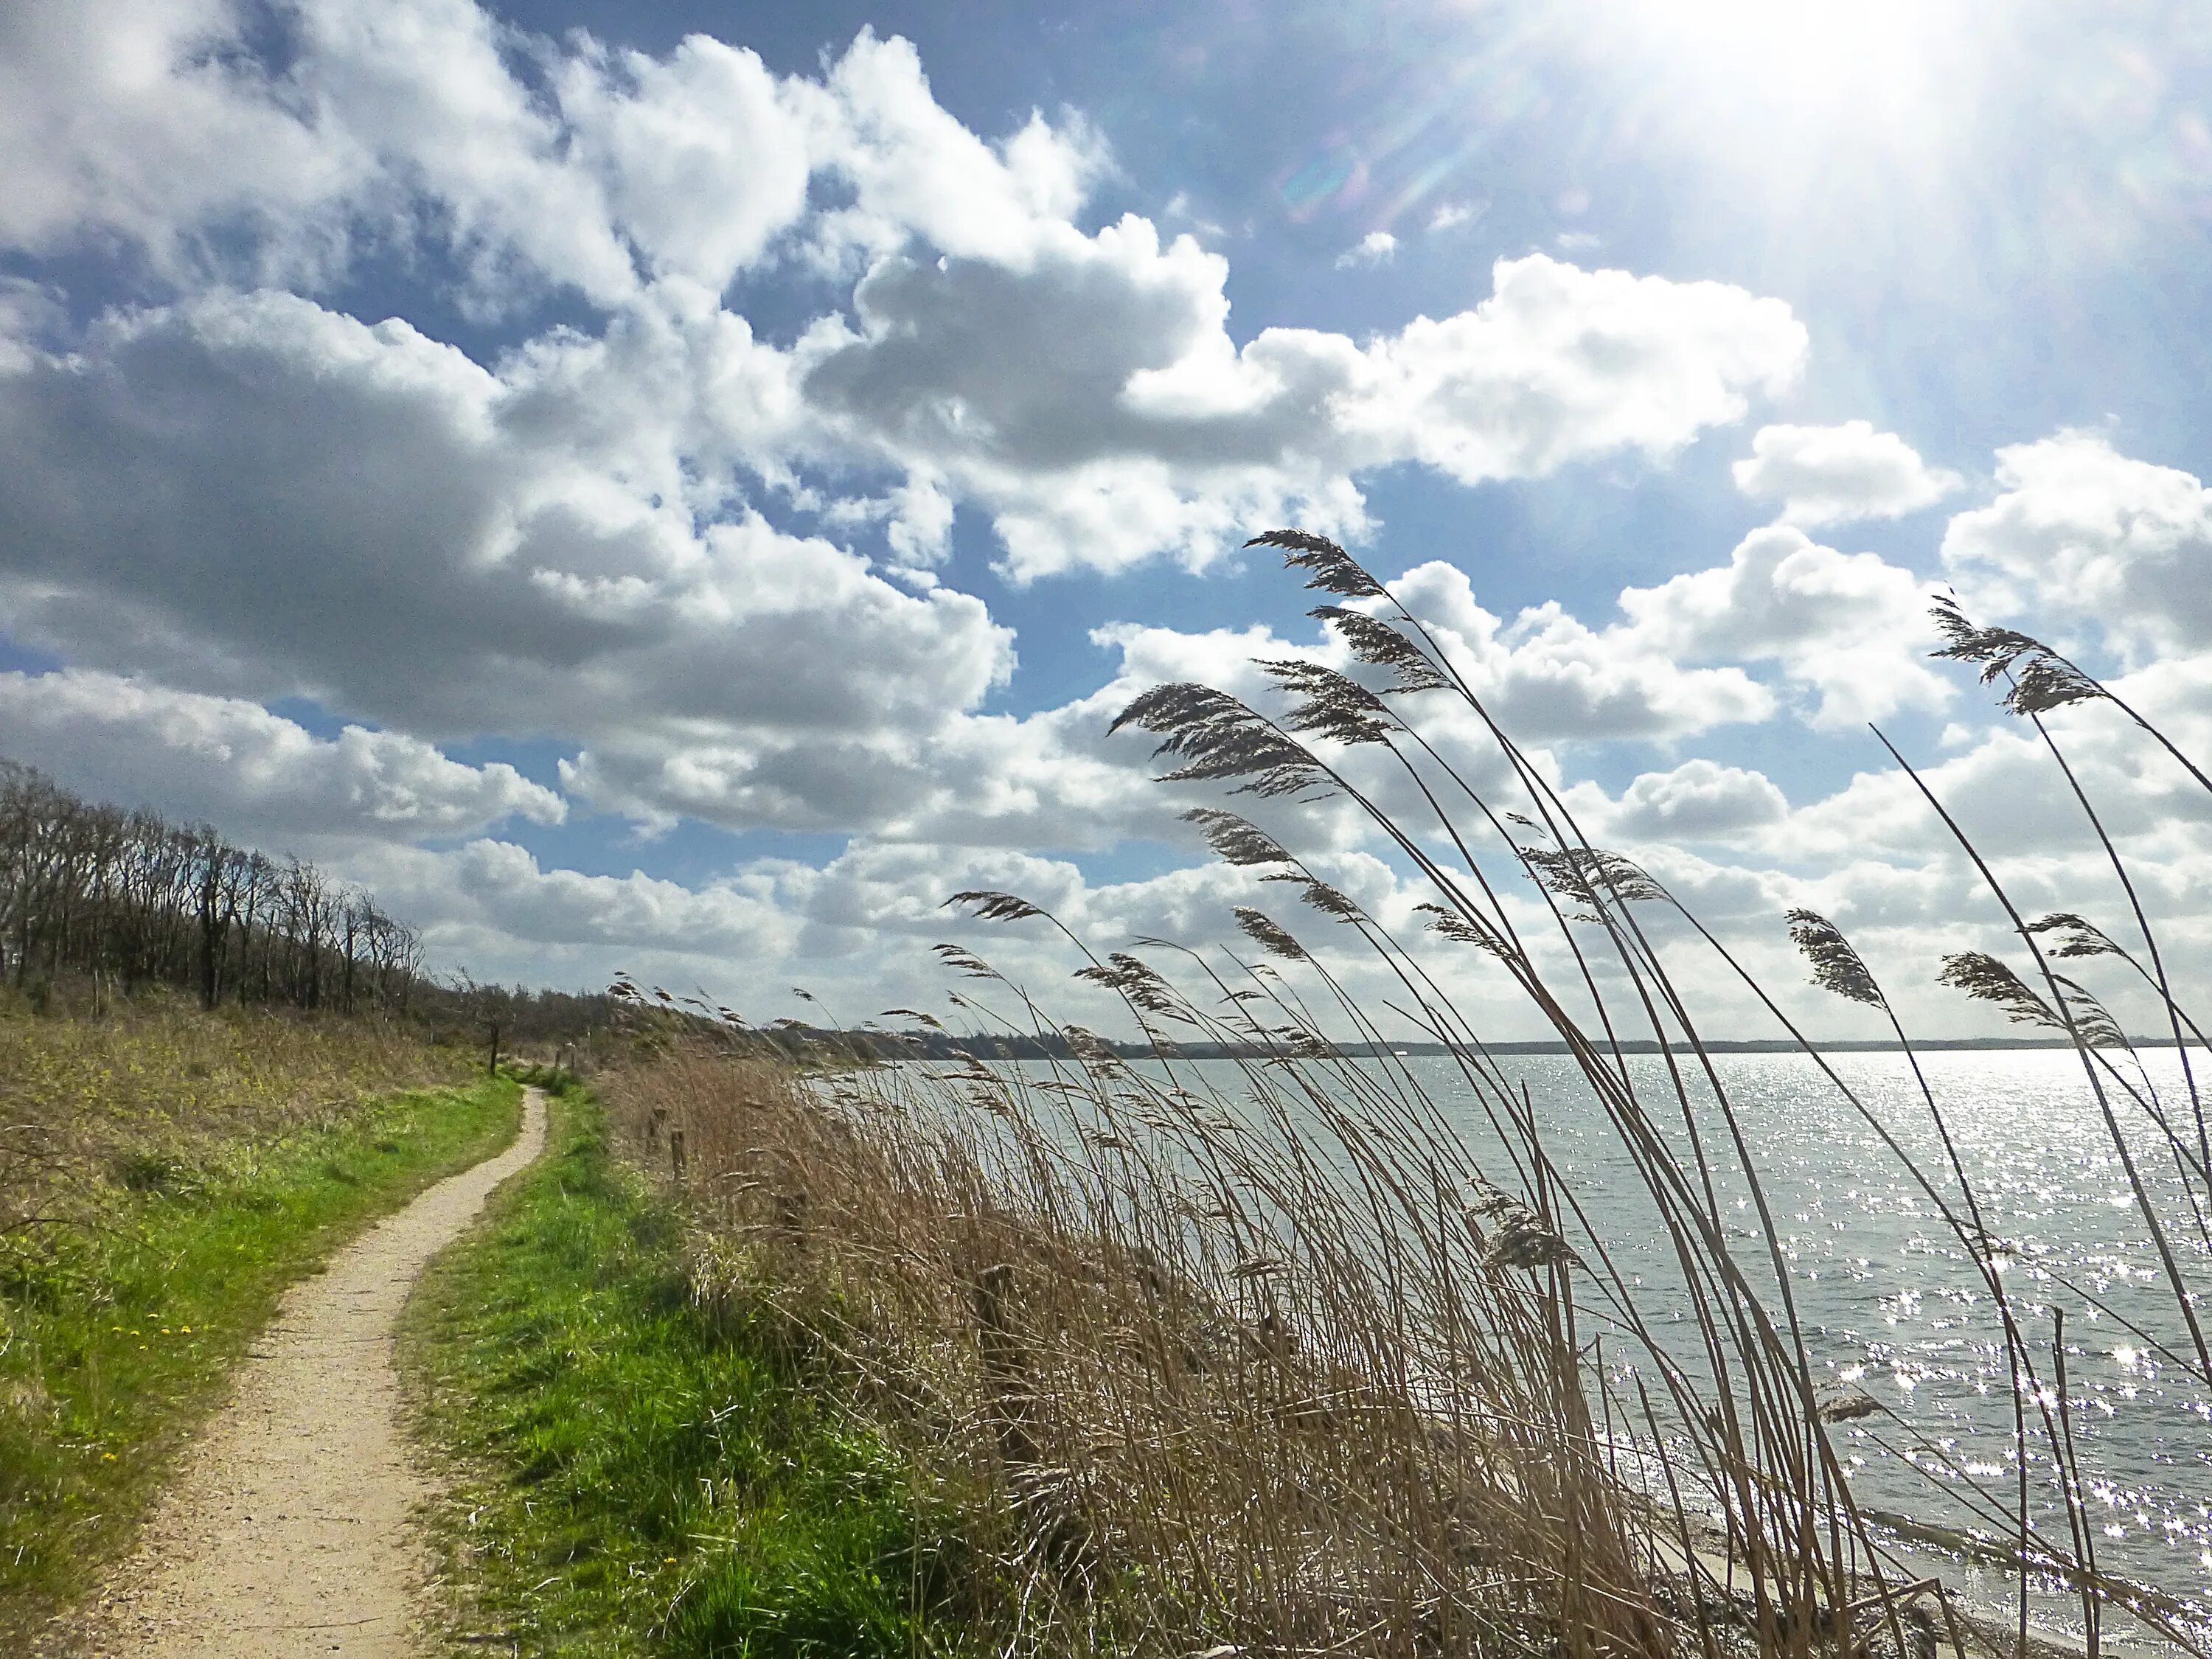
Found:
58,1087 -> 550,1658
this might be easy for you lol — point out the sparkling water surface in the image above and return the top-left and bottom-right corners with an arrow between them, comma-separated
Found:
1429,1049 -> 2211,1654
1091,1049 -> 2212,1653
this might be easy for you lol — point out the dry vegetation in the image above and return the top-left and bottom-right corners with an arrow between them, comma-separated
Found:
611,1048 -> 1693,1659
0,991 -> 471,1240
0,992 -> 508,1632
595,532 -> 2208,1659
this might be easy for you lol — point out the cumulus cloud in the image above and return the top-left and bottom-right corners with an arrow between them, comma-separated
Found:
0,1 -> 365,282
1335,231 -> 1397,268
553,33 -> 813,292
341,839 -> 796,992
1620,525 -> 1951,726
1455,596 -> 1776,741
0,0 -> 1821,850
1942,431 -> 2212,658
1,1 -> 1813,582
1733,420 -> 1961,526
1326,530 -> 1947,742
1102,573 -> 1771,757
0,669 -> 563,842
791,238 -> 1804,580
0,6 -> 1102,305
0,288 -> 1015,832
17,0 -> 2061,1033
1610,759 -> 1789,841
1340,257 -> 1804,488
293,0 -> 644,307
794,32 -> 1107,271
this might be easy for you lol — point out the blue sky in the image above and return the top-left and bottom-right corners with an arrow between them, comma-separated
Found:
4,0 -> 2211,1037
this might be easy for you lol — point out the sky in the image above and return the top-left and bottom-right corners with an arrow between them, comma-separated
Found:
4,0 -> 2212,1041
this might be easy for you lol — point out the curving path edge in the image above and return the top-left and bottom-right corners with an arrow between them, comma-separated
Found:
59,1086 -> 550,1658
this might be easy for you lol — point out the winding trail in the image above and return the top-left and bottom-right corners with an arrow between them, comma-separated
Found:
61,1087 -> 549,1658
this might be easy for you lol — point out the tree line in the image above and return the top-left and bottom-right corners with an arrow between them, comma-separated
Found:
0,759 -> 427,1015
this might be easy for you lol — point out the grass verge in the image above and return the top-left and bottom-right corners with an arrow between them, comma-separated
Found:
0,1062 -> 520,1638
402,1084 -> 967,1659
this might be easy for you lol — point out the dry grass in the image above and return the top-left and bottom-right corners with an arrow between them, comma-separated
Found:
0,987 -> 471,1239
608,1046 -> 1872,1659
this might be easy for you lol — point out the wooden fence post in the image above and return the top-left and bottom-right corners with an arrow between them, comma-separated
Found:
970,1262 -> 1091,1578
972,1263 -> 1038,1468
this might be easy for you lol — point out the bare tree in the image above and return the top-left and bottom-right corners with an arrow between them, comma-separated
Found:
0,760 -> 423,1017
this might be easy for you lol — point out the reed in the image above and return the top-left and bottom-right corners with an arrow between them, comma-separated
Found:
608,534 -> 2209,1659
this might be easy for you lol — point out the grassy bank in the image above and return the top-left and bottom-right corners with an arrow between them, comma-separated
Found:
402,1082 -> 965,1659
0,1002 -> 515,1639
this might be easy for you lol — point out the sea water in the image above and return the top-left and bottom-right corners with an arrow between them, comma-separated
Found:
973,1046 -> 2208,1650
1402,1047 -> 2211,1655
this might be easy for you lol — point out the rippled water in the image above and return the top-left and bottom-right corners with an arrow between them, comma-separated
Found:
975,1046 -> 2209,1649
1405,1048 -> 2212,1653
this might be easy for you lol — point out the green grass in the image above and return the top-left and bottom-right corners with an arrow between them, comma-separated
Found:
403,1085 -> 969,1659
0,1068 -> 521,1635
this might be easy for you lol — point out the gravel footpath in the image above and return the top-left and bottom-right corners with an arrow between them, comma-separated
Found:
55,1088 -> 549,1657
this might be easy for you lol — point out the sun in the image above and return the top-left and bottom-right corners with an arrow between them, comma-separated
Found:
1607,0 -> 1961,109
1576,0 -> 1974,172
1659,0 -> 1930,62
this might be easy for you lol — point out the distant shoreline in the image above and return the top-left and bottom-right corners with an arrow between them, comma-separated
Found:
1332,1036 -> 2208,1056
792,1029 -> 2208,1062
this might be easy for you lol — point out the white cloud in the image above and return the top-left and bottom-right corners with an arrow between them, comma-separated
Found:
554,34 -> 812,293
1612,759 -> 1789,841
0,1 -> 367,284
797,242 -> 1806,580
0,669 -> 563,842
0,288 -> 1015,834
792,31 -> 1107,271
1470,598 -> 1777,741
0,2 -> 1809,594
0,7 -> 1102,308
20,1 -> 2123,1037
292,0 -> 642,307
1275,529 -> 1946,747
1756,687 -> 2212,883
1941,431 -> 2212,659
1340,257 -> 1804,489
1426,201 -> 1481,234
1154,561 -> 1773,751
1335,230 -> 1398,268
1733,420 -> 1961,527
351,839 -> 794,979
1620,525 -> 1951,726
0,0 -> 1820,858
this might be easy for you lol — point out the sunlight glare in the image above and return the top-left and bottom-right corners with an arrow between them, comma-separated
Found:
1610,0 -> 1957,121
